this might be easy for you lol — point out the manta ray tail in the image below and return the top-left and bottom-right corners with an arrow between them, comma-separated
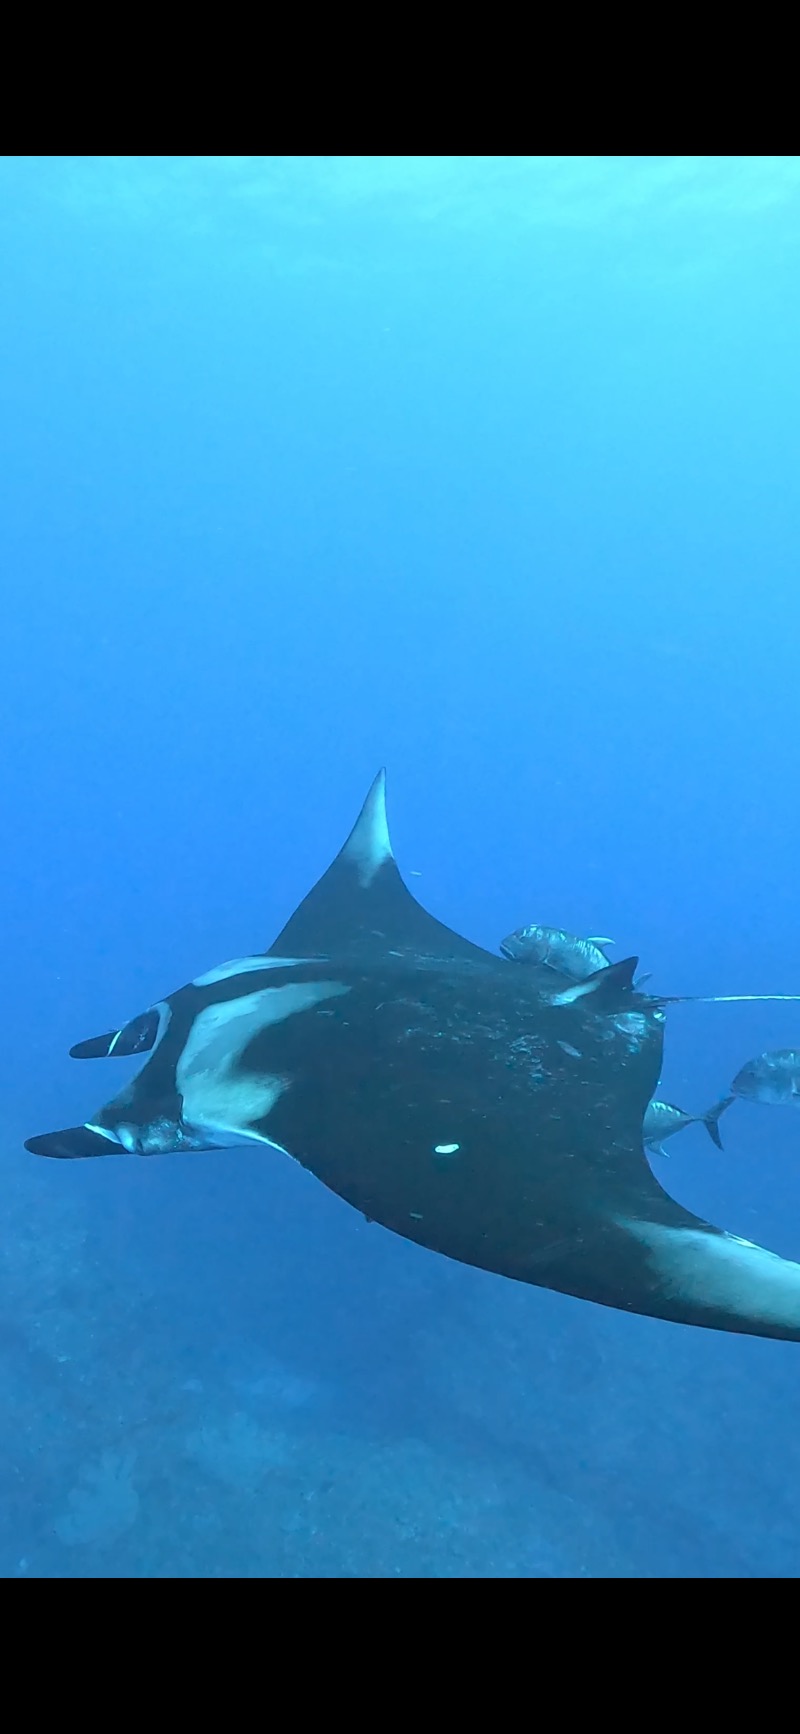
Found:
656,993 -> 800,1008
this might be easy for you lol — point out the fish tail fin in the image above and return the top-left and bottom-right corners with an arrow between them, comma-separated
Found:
702,1096 -> 735,1151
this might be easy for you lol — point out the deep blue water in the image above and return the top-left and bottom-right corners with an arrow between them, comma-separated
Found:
2,156 -> 800,1576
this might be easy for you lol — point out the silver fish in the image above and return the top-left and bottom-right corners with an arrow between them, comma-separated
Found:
500,924 -> 615,979
644,1095 -> 734,1157
732,1049 -> 800,1106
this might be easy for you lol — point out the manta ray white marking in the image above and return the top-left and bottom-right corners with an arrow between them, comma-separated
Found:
340,768 -> 392,888
177,980 -> 350,1142
621,1218 -> 800,1328
193,957 -> 326,988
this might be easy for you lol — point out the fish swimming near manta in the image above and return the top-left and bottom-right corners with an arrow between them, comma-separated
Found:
500,924 -> 615,979
643,1095 -> 734,1158
25,772 -> 800,1344
731,1049 -> 800,1107
501,923 -> 653,995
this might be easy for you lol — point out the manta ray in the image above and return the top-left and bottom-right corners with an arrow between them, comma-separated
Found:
26,772 -> 800,1343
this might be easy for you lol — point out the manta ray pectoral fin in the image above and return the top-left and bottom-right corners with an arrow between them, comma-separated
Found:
25,1124 -> 128,1159
618,1218 -> 800,1342
70,1008 -> 163,1060
267,769 -> 493,964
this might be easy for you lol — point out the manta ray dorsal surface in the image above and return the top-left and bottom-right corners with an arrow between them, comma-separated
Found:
24,768 -> 800,1344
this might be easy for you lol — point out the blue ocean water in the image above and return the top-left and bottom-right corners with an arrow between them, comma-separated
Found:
2,155 -> 800,1577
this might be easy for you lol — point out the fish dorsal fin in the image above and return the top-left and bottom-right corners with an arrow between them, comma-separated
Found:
267,770 -> 493,964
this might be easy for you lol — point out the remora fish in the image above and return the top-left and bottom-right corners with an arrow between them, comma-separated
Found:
500,924 -> 615,978
731,1050 -> 800,1106
643,1096 -> 734,1158
25,772 -> 800,1343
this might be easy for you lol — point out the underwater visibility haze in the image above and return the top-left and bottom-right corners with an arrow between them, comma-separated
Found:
3,156 -> 800,1577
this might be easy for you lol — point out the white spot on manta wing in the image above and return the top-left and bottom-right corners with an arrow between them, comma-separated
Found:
434,1143 -> 460,1154
619,1218 -> 800,1328
176,980 -> 350,1142
193,956 -> 327,988
556,1041 -> 582,1058
341,770 -> 393,887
